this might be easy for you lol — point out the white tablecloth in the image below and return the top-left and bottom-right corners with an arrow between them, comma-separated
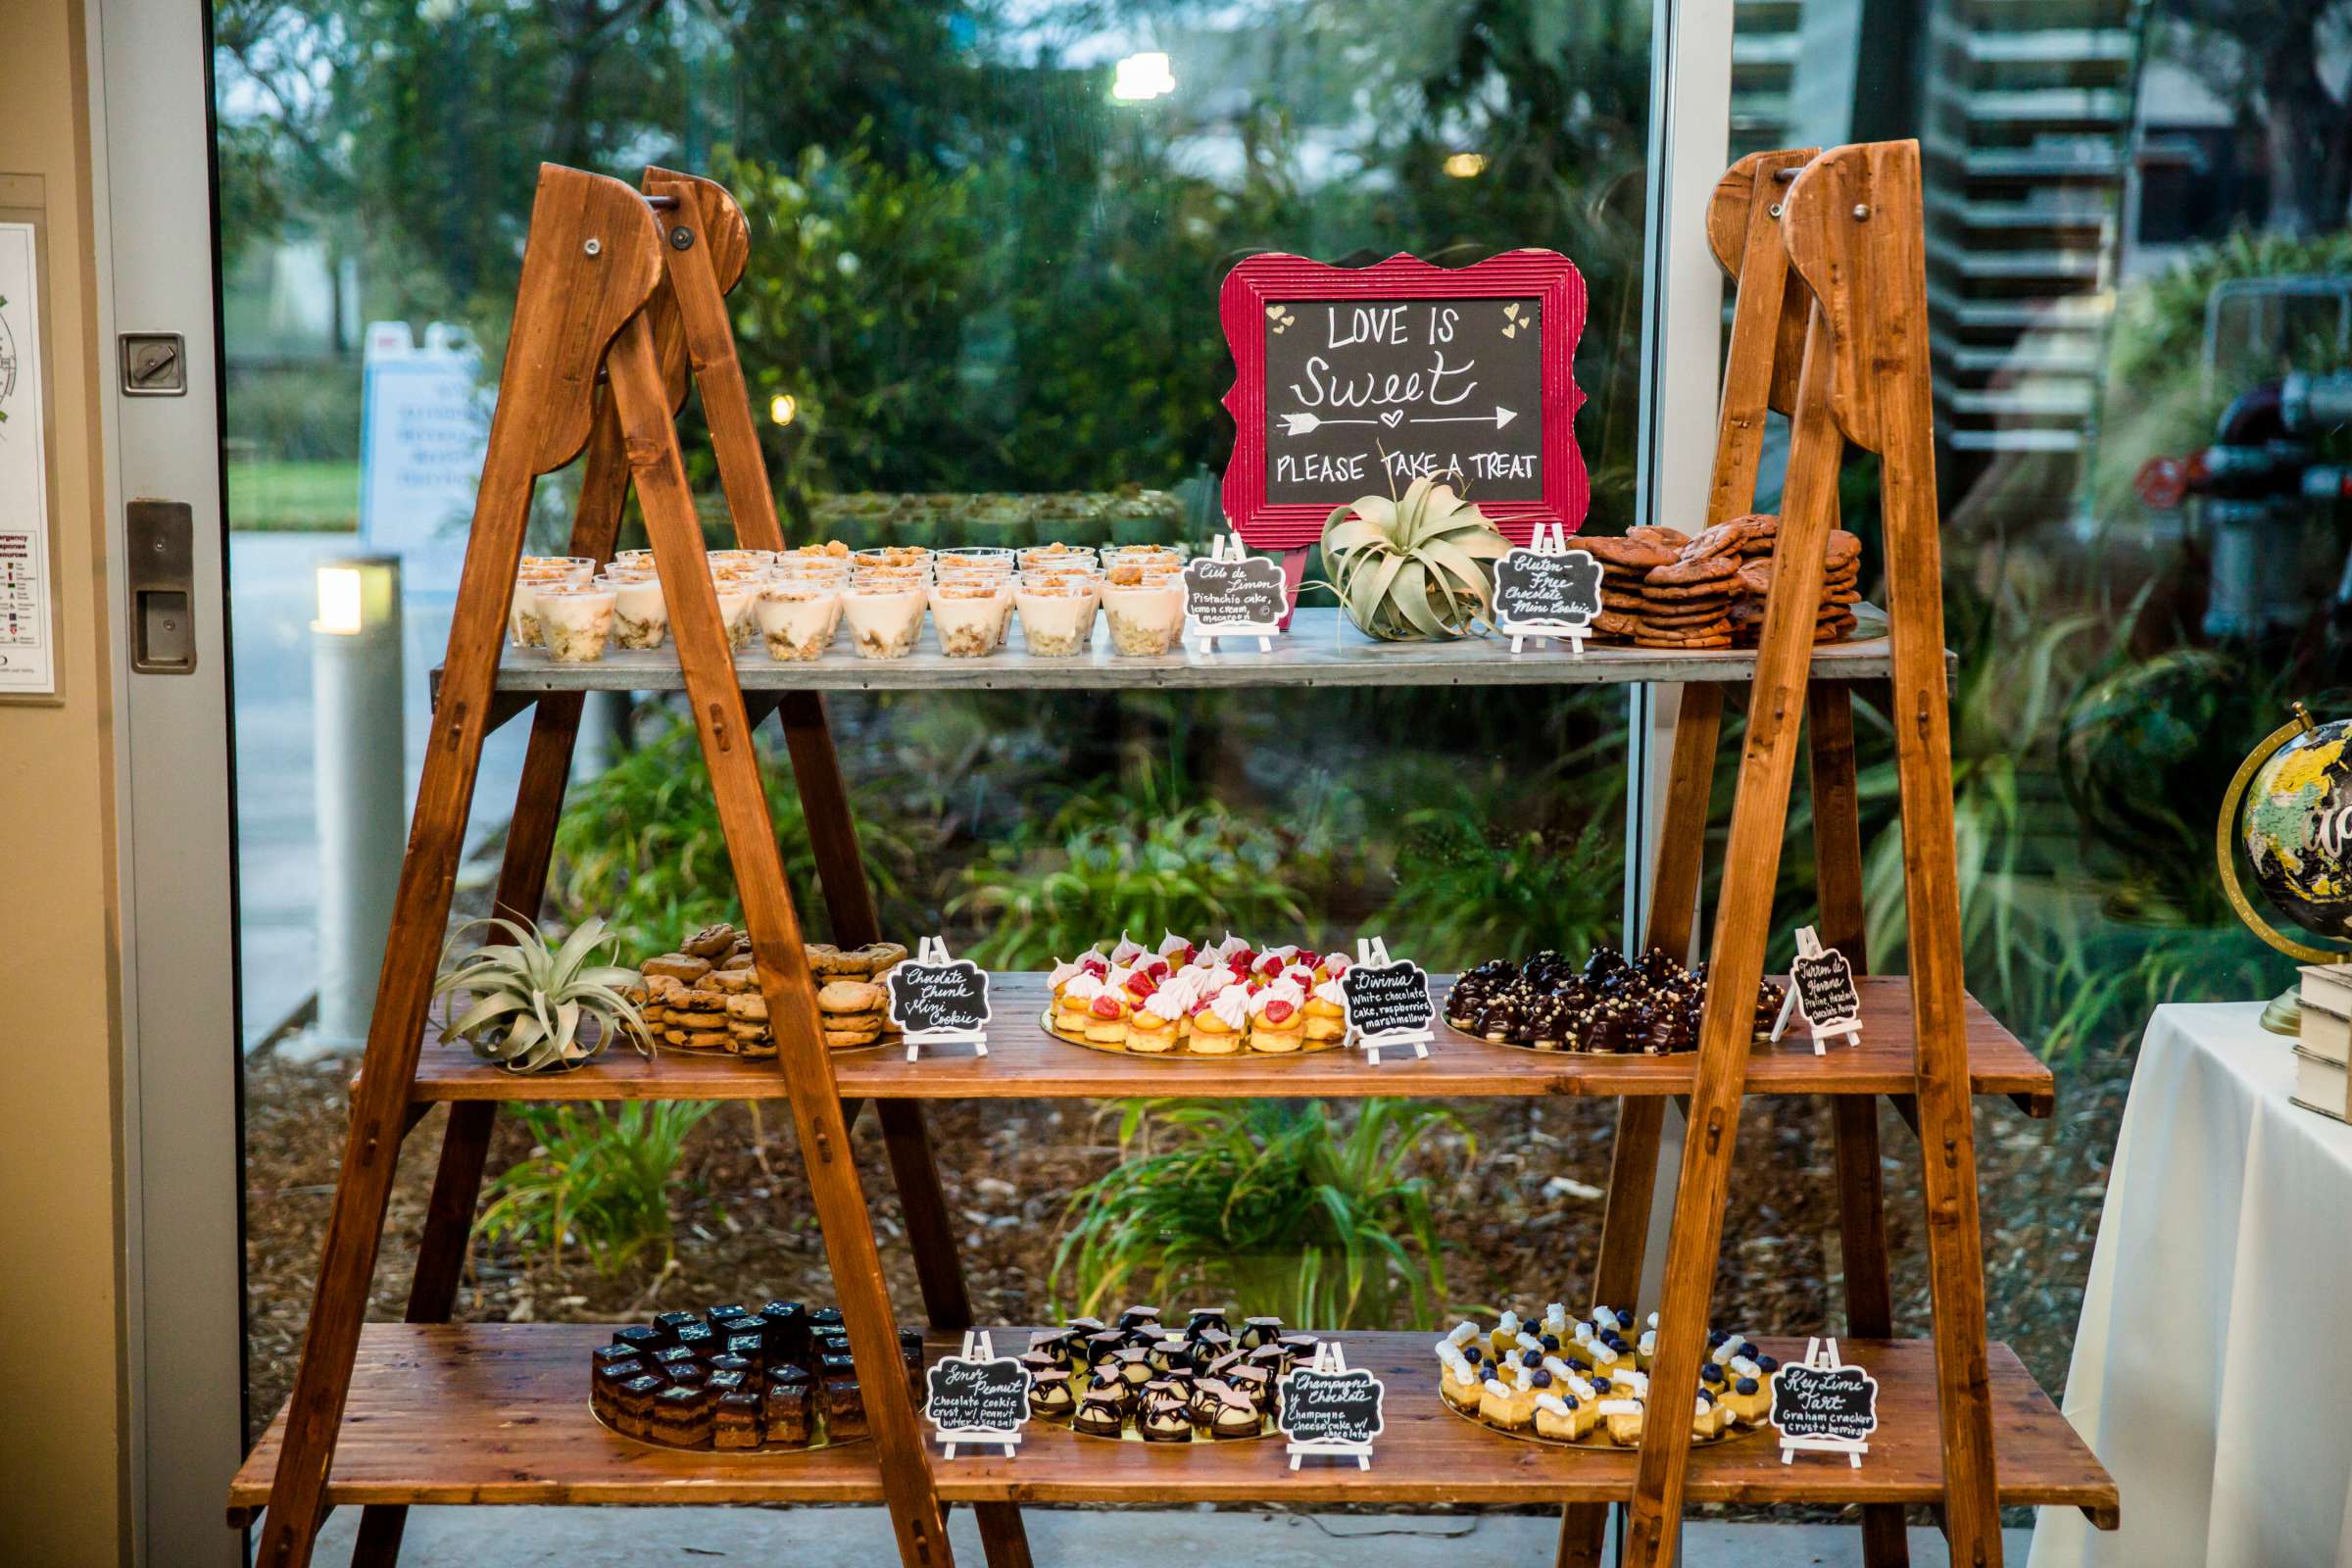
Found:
2031,1003 -> 2352,1568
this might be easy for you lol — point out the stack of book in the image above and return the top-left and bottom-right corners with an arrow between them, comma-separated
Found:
2295,965 -> 2352,1123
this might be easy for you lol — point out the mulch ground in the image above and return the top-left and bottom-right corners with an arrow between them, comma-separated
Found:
245,1042 -> 2134,1484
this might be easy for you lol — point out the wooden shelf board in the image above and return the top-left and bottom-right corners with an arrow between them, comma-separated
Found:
227,1325 -> 2114,1519
468,606 -> 1909,694
405,974 -> 2054,1110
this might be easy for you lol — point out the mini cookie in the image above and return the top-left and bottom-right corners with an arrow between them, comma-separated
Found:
642,954 -> 712,983
668,1010 -> 725,1031
1678,519 -> 1753,561
715,952 -> 758,973
1636,619 -> 1733,642
1823,586 -> 1862,607
1646,553 -> 1739,588
685,1030 -> 732,1051
825,1021 -> 885,1049
1628,525 -> 1690,550
708,966 -> 761,995
807,941 -> 908,979
1736,560 -> 1774,597
1582,535 -> 1680,570
1601,591 -> 1649,612
1645,606 -> 1736,628
1592,610 -> 1644,636
1825,529 -> 1861,567
817,979 -> 886,1015
725,994 -> 769,1022
1637,633 -> 1733,650
682,924 -> 738,959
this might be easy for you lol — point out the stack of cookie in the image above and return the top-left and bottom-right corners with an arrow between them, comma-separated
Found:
632,922 -> 907,1054
1580,516 -> 1862,649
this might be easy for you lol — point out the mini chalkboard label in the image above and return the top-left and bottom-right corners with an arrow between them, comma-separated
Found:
1279,1342 -> 1383,1470
1218,251 -> 1590,549
1769,1338 -> 1878,1468
927,1330 -> 1028,1459
1341,937 -> 1434,1064
1774,926 -> 1862,1054
887,937 -> 992,1061
1183,534 -> 1289,654
1493,523 -> 1601,653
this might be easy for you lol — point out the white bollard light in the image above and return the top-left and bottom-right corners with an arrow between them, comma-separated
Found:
305,554 -> 406,1055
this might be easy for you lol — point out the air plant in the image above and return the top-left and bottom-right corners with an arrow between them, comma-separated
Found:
1320,473 -> 1510,640
431,914 -> 652,1074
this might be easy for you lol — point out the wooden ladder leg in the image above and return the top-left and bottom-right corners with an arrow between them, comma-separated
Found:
254,168 -> 662,1568
772,689 -> 1034,1568
609,313 -> 954,1568
1810,679 -> 1908,1568
1784,141 -> 2001,1567
350,371 -> 643,1566
1555,682 -> 1727,1568
1620,302 -> 1845,1568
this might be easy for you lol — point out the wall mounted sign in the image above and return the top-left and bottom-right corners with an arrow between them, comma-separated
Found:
359,320 -> 491,595
1342,937 -> 1434,1065
1492,521 -> 1603,654
1769,1337 -> 1878,1468
1278,1341 -> 1384,1470
1219,250 -> 1588,549
926,1330 -> 1028,1460
0,219 -> 57,700
886,937 -> 992,1062
1771,926 -> 1863,1053
1182,533 -> 1289,654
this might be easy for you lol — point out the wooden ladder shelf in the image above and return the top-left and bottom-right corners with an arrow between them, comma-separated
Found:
236,149 -> 2114,1568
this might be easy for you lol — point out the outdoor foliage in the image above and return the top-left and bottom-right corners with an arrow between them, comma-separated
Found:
550,706 -> 922,956
475,1102 -> 718,1277
1053,1099 -> 1466,1330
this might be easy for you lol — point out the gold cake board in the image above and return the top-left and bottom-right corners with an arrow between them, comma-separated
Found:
1040,1007 -> 1346,1059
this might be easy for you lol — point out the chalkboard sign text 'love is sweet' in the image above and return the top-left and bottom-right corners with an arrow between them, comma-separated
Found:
1220,251 -> 1588,549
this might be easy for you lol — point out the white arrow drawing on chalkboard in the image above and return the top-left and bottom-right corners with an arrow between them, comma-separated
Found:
1281,406 -> 1518,437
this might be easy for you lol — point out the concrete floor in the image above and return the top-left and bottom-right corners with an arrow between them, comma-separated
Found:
310,1505 -> 2036,1565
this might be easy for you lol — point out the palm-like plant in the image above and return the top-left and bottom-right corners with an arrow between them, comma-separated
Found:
1052,1098 -> 1466,1330
1321,475 -> 1509,640
431,914 -> 651,1074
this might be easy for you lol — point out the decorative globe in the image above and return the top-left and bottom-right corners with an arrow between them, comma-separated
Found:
2240,712 -> 2352,946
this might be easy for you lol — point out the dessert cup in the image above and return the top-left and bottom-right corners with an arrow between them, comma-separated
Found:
928,578 -> 1008,657
1102,568 -> 1184,657
536,582 -> 618,662
510,563 -> 594,648
842,576 -> 927,660
600,573 -> 669,650
755,579 -> 844,661
1015,573 -> 1099,656
709,581 -> 759,652
854,545 -> 931,572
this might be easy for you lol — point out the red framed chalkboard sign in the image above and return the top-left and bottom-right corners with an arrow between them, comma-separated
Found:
1219,250 -> 1588,549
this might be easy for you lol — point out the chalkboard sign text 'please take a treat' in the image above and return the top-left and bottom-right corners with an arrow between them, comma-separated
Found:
1220,251 -> 1588,548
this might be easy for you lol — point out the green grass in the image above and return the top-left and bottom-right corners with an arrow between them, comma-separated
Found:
226,459 -> 360,532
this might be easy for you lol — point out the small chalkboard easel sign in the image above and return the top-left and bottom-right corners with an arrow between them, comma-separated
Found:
887,937 -> 993,1063
1771,926 -> 1863,1054
1278,1341 -> 1385,1471
1769,1337 -> 1878,1468
1492,521 -> 1602,655
1342,937 -> 1435,1064
1183,533 -> 1290,655
925,1330 -> 1029,1460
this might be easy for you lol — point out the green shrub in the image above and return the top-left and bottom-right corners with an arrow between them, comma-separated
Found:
1052,1099 -> 1466,1331
475,1102 -> 717,1277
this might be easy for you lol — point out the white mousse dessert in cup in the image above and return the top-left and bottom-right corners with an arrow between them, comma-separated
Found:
929,575 -> 1008,657
842,571 -> 928,659
1015,570 -> 1099,656
755,576 -> 844,661
599,572 -> 669,650
535,581 -> 618,662
1102,564 -> 1184,656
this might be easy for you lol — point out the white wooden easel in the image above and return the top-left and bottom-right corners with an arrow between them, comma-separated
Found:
1284,1342 -> 1376,1471
899,936 -> 991,1063
1186,531 -> 1281,655
1499,521 -> 1594,656
1776,1337 -> 1872,1469
1350,936 -> 1431,1065
1769,925 -> 1863,1054
933,1330 -> 1023,1460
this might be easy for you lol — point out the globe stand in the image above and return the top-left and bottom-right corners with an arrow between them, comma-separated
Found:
2217,702 -> 2349,1037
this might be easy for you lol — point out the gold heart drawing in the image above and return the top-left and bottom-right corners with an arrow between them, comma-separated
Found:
1502,324 -> 1517,338
1380,410 -> 1404,427
1266,305 -> 1296,334
1504,303 -> 1521,321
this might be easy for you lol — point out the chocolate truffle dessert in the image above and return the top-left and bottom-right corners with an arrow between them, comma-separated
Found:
713,1391 -> 762,1450
650,1384 -> 714,1448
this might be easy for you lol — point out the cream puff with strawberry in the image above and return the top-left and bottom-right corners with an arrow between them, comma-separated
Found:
1248,978 -> 1307,1053
1054,971 -> 1107,1037
1304,978 -> 1349,1045
1128,984 -> 1185,1053
1188,983 -> 1250,1055
1082,978 -> 1132,1048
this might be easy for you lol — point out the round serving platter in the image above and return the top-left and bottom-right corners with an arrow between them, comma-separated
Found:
590,1400 -> 874,1458
1440,1393 -> 1759,1450
1040,1007 -> 1347,1059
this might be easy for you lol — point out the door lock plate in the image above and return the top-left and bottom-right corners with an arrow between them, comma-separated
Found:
125,499 -> 196,673
120,332 -> 186,396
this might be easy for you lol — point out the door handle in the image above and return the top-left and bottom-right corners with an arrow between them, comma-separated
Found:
125,499 -> 196,673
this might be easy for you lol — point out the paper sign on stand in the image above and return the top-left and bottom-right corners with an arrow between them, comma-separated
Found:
1491,521 -> 1602,655
1278,1341 -> 1385,1471
925,1330 -> 1029,1460
1342,937 -> 1434,1065
1768,1337 -> 1878,1468
1182,533 -> 1289,655
1770,926 -> 1863,1054
886,938 -> 992,1063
